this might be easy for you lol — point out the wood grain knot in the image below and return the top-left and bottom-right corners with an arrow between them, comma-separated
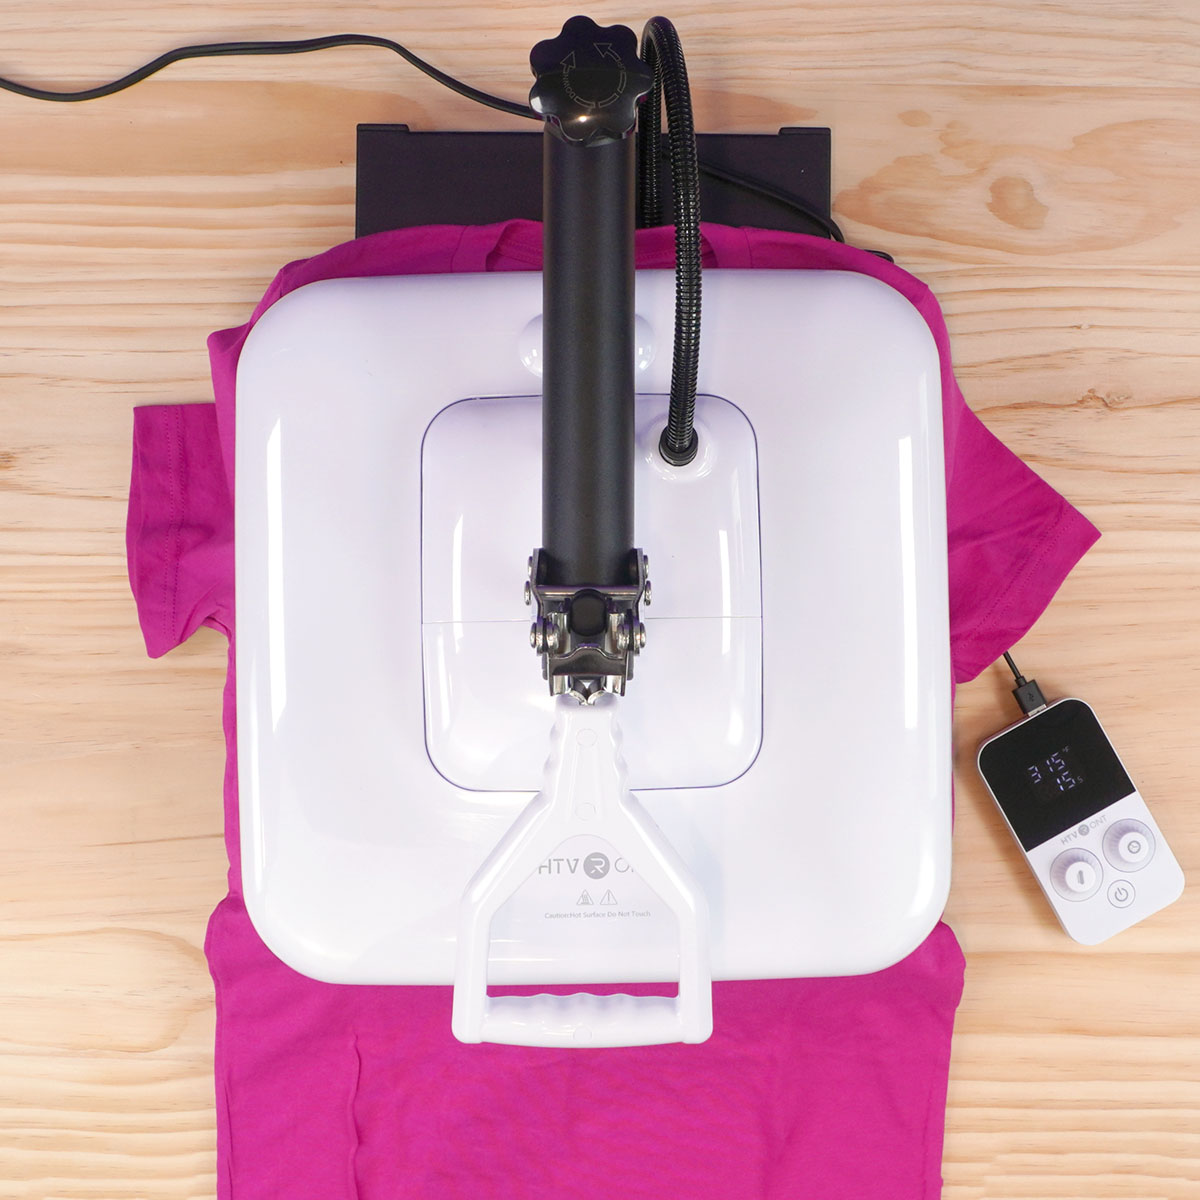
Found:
1079,388 -> 1132,410
836,118 -> 1199,254
988,175 -> 1048,230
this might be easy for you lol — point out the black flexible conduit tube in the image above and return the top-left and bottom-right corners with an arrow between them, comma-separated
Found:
637,17 -> 702,467
635,55 -> 664,228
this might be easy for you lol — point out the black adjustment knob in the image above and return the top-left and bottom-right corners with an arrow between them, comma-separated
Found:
529,15 -> 653,145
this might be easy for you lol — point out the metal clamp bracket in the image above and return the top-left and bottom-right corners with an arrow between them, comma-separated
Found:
526,548 -> 650,702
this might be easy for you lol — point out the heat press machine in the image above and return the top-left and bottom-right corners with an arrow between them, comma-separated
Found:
235,16 -> 951,1047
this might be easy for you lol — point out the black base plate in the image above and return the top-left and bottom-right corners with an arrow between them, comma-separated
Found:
356,126 -> 831,238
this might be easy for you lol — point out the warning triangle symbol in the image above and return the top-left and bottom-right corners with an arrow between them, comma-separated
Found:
599,890 -> 618,906
577,890 -> 594,906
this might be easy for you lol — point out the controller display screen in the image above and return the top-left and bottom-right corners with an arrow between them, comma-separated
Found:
1024,745 -> 1085,802
978,699 -> 1133,850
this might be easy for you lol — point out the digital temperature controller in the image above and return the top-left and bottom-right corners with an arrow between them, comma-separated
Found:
977,697 -> 1183,945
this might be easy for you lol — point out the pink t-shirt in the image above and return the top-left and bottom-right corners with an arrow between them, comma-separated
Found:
127,221 -> 1098,1199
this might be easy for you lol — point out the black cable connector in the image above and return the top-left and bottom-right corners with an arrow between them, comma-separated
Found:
1002,651 -> 1047,717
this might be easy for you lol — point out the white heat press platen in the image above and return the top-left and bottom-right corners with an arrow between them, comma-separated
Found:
235,269 -> 951,998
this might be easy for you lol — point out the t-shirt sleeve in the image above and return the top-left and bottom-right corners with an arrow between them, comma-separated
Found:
126,402 -> 234,656
946,402 -> 1099,684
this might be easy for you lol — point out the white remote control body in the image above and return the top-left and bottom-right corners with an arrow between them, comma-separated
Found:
977,698 -> 1184,945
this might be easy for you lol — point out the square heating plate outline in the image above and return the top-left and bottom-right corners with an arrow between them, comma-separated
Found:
235,268 -> 951,987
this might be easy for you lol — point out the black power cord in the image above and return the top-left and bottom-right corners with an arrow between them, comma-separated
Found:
0,34 -> 540,119
695,158 -> 844,242
0,32 -> 852,245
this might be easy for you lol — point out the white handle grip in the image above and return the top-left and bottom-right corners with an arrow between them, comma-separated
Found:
477,993 -> 699,1048
452,696 -> 712,1047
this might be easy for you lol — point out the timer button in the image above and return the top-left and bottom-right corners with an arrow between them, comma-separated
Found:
1102,819 -> 1155,872
1050,849 -> 1103,901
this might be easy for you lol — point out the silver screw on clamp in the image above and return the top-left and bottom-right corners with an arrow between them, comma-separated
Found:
530,619 -> 561,653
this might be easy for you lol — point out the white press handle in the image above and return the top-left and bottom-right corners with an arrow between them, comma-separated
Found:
452,695 -> 712,1047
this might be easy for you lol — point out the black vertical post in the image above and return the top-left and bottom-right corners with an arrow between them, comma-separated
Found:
541,131 -> 636,588
529,16 -> 652,595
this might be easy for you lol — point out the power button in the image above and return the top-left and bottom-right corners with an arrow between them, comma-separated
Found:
1107,880 -> 1136,909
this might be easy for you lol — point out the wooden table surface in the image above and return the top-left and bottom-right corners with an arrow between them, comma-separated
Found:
2,3 -> 1197,1197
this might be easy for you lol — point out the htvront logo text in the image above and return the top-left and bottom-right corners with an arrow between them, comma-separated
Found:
1060,814 -> 1108,845
538,853 -> 632,876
